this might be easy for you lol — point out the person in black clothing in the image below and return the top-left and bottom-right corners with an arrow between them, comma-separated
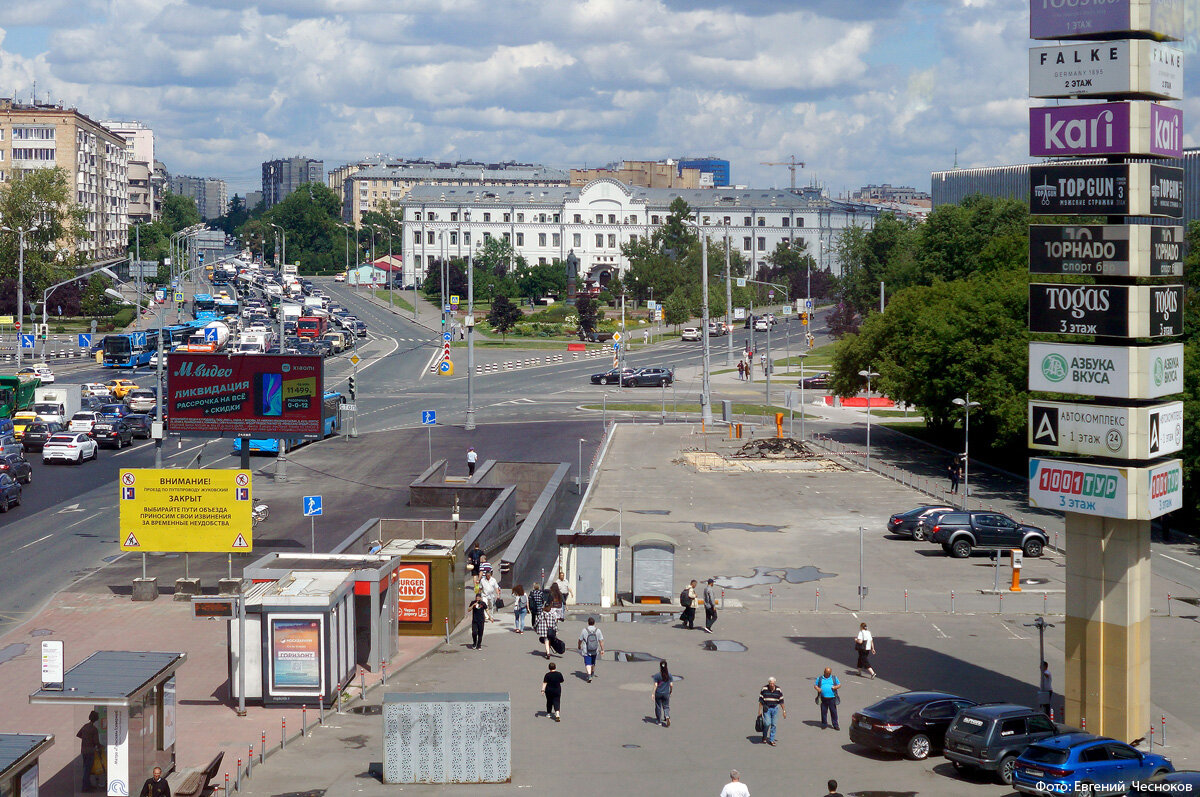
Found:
139,766 -> 171,796
469,596 -> 487,649
467,542 -> 484,575
77,710 -> 101,792
528,582 -> 545,625
825,779 -> 844,797
541,662 -> 564,721
948,457 -> 961,494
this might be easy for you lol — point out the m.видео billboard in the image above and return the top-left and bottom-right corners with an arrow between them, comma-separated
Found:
166,353 -> 324,439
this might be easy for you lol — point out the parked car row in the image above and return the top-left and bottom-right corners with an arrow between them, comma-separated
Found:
886,505 -> 1049,558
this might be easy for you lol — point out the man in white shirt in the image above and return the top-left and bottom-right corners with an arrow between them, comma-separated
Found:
720,769 -> 750,797
480,571 -> 500,622
466,447 -> 478,476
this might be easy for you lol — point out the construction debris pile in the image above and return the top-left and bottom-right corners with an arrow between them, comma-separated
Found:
731,438 -> 818,459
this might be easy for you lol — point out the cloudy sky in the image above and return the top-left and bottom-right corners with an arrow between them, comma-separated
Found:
1,0 -> 1196,197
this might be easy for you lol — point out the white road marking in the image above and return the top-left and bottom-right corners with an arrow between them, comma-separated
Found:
16,534 -> 52,551
930,623 -> 948,639
1156,552 -> 1200,573
65,511 -> 104,530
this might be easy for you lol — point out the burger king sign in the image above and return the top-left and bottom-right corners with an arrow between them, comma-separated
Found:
397,564 -> 430,623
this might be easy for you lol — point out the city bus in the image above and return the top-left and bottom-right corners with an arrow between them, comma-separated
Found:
161,322 -> 204,350
214,297 -> 239,317
192,293 -> 215,314
0,375 -> 39,418
101,332 -> 157,368
233,391 -> 345,454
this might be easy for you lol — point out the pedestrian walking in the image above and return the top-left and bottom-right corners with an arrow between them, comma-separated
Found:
529,582 -> 546,625
652,660 -> 673,727
703,578 -> 718,633
554,569 -> 572,607
548,582 -> 565,621
76,710 -> 102,792
511,585 -> 528,633
814,667 -> 841,730
760,353 -> 767,374
471,573 -> 482,603
466,542 -> 484,576
855,622 -> 876,679
480,569 -> 500,622
757,677 -> 785,745
138,766 -> 171,797
720,770 -> 750,797
535,602 -> 561,658
679,579 -> 698,629
737,361 -> 746,381
467,446 -> 478,476
541,662 -> 564,721
825,779 -> 845,796
578,617 -> 604,682
948,457 -> 960,494
469,595 -> 487,649
1038,661 -> 1053,716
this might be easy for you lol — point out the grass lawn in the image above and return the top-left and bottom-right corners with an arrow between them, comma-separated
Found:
371,290 -> 415,313
449,338 -> 609,350
581,402 -> 816,418
866,409 -> 925,418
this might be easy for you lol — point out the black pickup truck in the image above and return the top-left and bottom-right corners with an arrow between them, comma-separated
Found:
928,512 -> 1048,558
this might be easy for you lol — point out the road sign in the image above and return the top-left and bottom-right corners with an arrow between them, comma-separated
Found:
439,360 -> 454,375
733,307 -> 746,320
349,354 -> 361,366
0,316 -> 11,324
77,333 -> 91,348
612,331 -> 622,343
443,304 -> 451,313
613,342 -> 621,350
303,495 -> 323,517
804,299 -> 814,312
736,278 -> 747,288
155,289 -> 165,303
768,290 -> 775,299
339,403 -> 357,412
204,326 -> 219,342
421,410 -> 436,425
133,331 -> 147,347
20,334 -> 33,348
646,300 -> 657,310
450,295 -> 460,306
174,291 -> 184,302
443,332 -> 453,342
118,468 -> 253,552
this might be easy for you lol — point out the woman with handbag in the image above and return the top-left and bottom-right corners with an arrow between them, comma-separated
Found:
855,622 -> 876,679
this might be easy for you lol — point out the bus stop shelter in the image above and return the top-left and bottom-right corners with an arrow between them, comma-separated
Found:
0,733 -> 53,796
29,651 -> 186,797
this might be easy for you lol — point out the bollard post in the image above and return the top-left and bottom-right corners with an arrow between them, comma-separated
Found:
998,592 -> 1003,614
236,758 -> 242,792
1167,593 -> 1172,616
904,589 -> 909,613
248,745 -> 254,776
814,587 -> 819,612
260,731 -> 265,763
769,586 -> 774,611
302,705 -> 308,736
382,659 -> 388,685
225,774 -> 229,794
444,617 -> 450,644
281,717 -> 286,750
360,667 -> 367,698
1054,530 -> 1059,551
1043,593 -> 1048,615
1081,716 -> 1086,731
320,697 -> 325,726
1149,725 -> 1156,750
951,590 -> 955,613
1162,715 -> 1166,747
1049,707 -> 1055,722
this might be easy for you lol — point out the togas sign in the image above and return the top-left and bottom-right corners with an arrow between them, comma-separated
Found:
1028,399 -> 1183,459
1029,457 -> 1183,519
1028,224 -> 1181,277
1029,283 -> 1183,337
1030,0 -> 1184,41
1029,101 -> 1181,158
1030,163 -> 1183,217
1029,40 -> 1183,101
1028,342 -> 1183,399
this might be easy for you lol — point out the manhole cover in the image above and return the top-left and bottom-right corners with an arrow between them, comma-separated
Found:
702,640 -> 747,652
348,705 -> 382,715
609,650 -> 663,663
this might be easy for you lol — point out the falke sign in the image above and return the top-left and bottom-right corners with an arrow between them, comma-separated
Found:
1028,224 -> 1182,277
1030,163 -> 1183,217
1030,0 -> 1184,42
1028,399 -> 1183,460
1029,40 -> 1183,100
1029,102 -> 1181,158
1029,283 -> 1183,337
1029,457 -> 1183,519
1028,341 -> 1183,399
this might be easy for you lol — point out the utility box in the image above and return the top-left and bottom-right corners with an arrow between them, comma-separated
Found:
557,526 -> 619,607
721,400 -> 733,422
628,533 -> 676,604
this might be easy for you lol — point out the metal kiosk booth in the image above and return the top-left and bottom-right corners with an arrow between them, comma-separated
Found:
28,651 -> 186,797
557,527 -> 620,606
0,734 -> 53,796
627,532 -> 676,604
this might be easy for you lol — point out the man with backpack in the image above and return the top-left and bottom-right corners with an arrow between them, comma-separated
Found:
679,580 -> 698,629
577,617 -> 605,682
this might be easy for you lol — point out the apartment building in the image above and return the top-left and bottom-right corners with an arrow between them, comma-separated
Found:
167,174 -> 228,220
0,97 -> 129,259
262,155 -> 323,209
101,120 -> 157,223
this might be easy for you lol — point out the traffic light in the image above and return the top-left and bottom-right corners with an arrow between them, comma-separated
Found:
348,376 -> 356,400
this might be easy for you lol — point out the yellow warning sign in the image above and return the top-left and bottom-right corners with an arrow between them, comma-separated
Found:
118,469 -> 253,552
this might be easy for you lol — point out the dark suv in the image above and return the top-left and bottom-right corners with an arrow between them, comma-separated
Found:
928,512 -> 1048,558
944,704 -> 1067,785
622,367 -> 674,387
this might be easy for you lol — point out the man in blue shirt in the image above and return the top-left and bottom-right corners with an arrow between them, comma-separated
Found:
814,667 -> 841,730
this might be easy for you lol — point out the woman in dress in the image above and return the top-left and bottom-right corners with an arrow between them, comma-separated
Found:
855,622 -> 876,679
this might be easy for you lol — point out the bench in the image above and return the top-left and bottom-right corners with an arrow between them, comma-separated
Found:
167,751 -> 224,797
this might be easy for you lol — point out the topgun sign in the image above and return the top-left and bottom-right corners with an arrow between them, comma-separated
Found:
1031,0 -> 1184,41
1030,163 -> 1183,217
1029,225 -> 1182,277
1030,102 -> 1182,158
1029,40 -> 1183,101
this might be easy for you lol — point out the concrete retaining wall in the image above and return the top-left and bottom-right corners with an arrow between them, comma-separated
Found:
500,462 -> 572,589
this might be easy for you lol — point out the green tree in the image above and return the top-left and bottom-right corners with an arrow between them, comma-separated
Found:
240,183 -> 343,274
486,295 -> 523,341
161,191 -> 201,231
474,236 -> 526,279
214,194 -> 251,238
514,261 -> 566,302
0,167 -> 87,316
575,296 -> 599,338
663,288 -> 690,329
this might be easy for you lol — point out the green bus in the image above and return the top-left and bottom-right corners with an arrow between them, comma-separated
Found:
0,375 -> 39,419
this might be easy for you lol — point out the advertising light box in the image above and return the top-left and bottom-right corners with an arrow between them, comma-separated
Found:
1029,457 -> 1183,519
1028,284 -> 1183,338
1030,163 -> 1183,218
1029,102 -> 1181,158
165,353 -> 325,439
1028,400 -> 1183,459
1028,342 -> 1183,399
1028,225 -> 1182,277
1031,0 -> 1184,41
1030,40 -> 1183,100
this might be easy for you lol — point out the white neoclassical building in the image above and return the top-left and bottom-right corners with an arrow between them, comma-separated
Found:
397,178 -> 880,288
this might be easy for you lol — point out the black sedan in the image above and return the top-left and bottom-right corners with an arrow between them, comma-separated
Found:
590,368 -> 635,386
622,367 -> 674,387
0,453 -> 33,485
92,419 -> 135,449
0,473 -> 21,511
124,414 -> 153,440
798,372 -> 831,389
887,505 -> 954,539
849,691 -> 978,760
22,422 -> 63,453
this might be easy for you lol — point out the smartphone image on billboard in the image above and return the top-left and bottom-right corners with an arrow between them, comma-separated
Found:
255,373 -> 283,416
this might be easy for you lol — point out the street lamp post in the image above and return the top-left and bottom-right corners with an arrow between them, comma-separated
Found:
2,223 -> 38,369
953,393 -> 981,510
577,438 -> 586,494
724,226 -> 734,366
465,246 -> 476,431
797,351 -> 809,441
267,222 -> 288,483
858,368 -> 880,472
681,219 -> 714,425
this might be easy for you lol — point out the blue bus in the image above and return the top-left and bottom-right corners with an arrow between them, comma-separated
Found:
233,392 -> 345,455
214,298 -> 239,316
101,331 -> 157,368
162,323 -> 203,349
192,293 -> 215,313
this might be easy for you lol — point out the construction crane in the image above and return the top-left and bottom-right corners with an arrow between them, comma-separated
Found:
761,156 -> 806,190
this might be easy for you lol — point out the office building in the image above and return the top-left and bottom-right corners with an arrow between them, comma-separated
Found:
851,184 -> 931,205
676,157 -> 731,187
570,160 -> 704,189
167,174 -> 228,220
261,155 -> 323,209
101,120 -> 157,223
0,97 -> 129,259
244,190 -> 263,211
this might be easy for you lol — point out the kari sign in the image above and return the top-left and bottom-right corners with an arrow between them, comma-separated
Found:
1029,102 -> 1181,158
1030,163 -> 1183,217
165,353 -> 324,439
1029,40 -> 1183,100
1028,400 -> 1183,459
1030,0 -> 1184,41
396,563 -> 431,623
1029,457 -> 1182,519
1029,284 -> 1183,338
1028,224 -> 1182,277
1029,342 -> 1183,399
